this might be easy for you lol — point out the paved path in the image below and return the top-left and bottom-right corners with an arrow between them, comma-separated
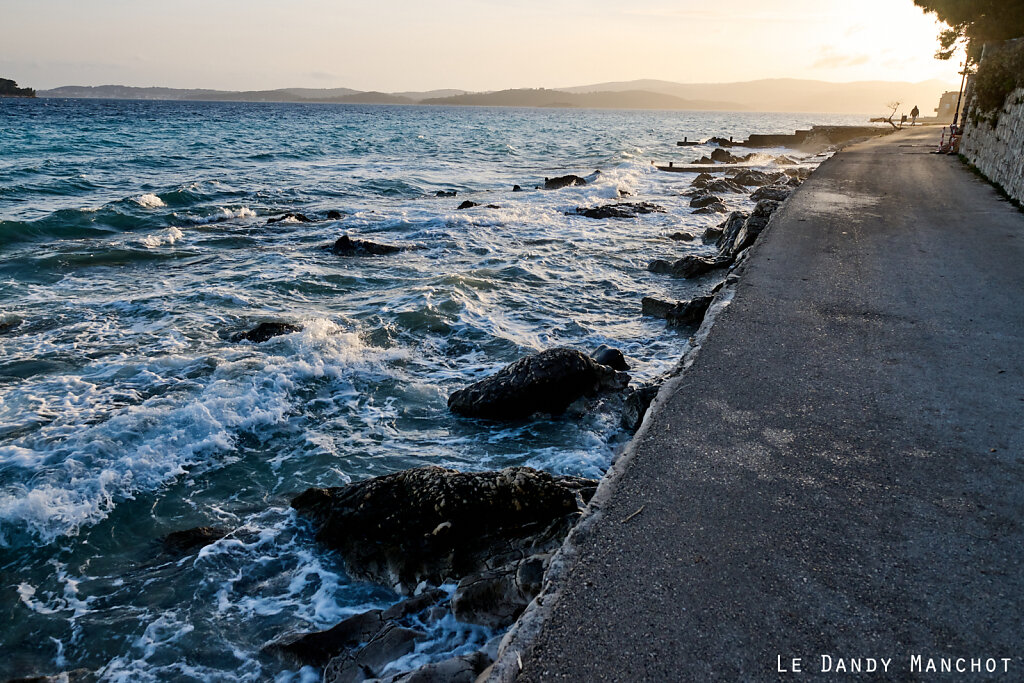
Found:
513,128 -> 1024,680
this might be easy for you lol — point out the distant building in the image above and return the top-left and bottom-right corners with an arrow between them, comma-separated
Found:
935,91 -> 959,122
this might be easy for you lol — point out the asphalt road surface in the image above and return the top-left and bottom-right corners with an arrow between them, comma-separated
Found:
513,127 -> 1024,681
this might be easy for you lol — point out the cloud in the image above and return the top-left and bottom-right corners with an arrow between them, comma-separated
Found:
812,47 -> 871,69
307,71 -> 337,81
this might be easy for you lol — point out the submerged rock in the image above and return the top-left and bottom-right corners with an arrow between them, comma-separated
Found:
327,210 -> 344,220
0,317 -> 23,335
702,178 -> 746,194
329,234 -> 404,256
705,136 -> 735,147
448,347 -> 629,419
647,255 -> 731,279
161,526 -> 228,555
590,344 -> 630,371
267,212 -> 313,224
512,185 -> 523,192
543,175 -> 587,190
230,322 -> 301,343
641,296 -> 713,327
435,190 -> 457,197
457,200 -> 478,210
571,202 -> 665,219
694,202 -> 728,214
669,231 -> 695,241
291,465 -> 596,592
710,148 -> 753,164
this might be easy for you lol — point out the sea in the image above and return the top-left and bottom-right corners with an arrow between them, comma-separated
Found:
0,98 -> 869,681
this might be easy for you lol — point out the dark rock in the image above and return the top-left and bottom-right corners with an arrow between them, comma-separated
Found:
435,191 -> 457,197
705,136 -> 735,147
690,172 -> 717,189
457,201 -> 478,210
387,651 -> 493,683
0,318 -> 22,335
267,212 -> 313,224
702,225 -> 724,243
451,554 -> 549,629
669,232 -> 695,241
727,199 -> 780,257
710,148 -> 752,164
590,344 -> 629,371
267,589 -> 447,667
750,185 -> 791,202
641,295 -> 713,326
714,211 -> 750,252
512,185 -> 523,192
327,210 -> 344,220
230,322 -> 301,343
268,610 -> 386,666
322,624 -> 426,683
621,384 -> 661,433
694,202 -> 728,214
161,526 -> 228,554
774,155 -> 799,165
647,255 -> 731,279
689,193 -> 723,209
784,167 -> 812,180
730,169 -> 774,187
691,156 -> 714,165
543,175 -> 587,190
329,234 -> 404,256
571,202 -> 665,219
448,347 -> 629,420
291,466 -> 597,591
703,178 -> 746,194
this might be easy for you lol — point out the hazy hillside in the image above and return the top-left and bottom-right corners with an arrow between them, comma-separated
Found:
420,88 -> 743,110
36,78 -> 956,114
560,78 -> 955,114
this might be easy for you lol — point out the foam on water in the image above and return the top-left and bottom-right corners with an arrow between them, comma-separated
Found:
135,193 -> 166,209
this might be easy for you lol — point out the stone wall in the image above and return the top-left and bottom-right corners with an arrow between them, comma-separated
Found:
960,86 -> 1024,205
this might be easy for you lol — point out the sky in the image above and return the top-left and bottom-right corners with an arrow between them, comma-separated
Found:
0,0 -> 963,91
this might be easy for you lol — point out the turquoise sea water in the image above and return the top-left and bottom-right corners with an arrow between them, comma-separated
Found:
0,98 -> 868,680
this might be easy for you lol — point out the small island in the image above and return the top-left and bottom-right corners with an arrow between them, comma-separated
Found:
0,78 -> 36,98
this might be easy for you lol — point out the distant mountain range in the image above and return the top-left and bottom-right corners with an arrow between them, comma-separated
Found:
35,78 -> 956,114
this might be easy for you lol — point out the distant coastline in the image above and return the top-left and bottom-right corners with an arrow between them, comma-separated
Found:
32,78 -> 956,115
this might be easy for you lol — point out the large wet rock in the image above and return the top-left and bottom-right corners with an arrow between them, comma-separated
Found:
322,623 -> 426,683
621,383 -> 661,433
641,296 -> 713,327
571,202 -> 664,219
730,169 -> 774,187
448,347 -> 629,420
230,322 -> 301,343
714,211 -> 750,252
386,651 -> 493,683
543,175 -> 587,190
590,344 -> 629,371
723,199 -> 780,258
750,184 -> 792,202
329,234 -> 404,256
291,466 -> 596,592
689,192 -> 723,209
451,554 -> 548,629
647,255 -> 730,279
267,589 -> 446,666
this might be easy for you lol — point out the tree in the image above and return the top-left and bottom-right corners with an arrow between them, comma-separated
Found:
914,0 -> 1024,61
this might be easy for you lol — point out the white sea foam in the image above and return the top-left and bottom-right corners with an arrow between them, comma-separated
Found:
136,227 -> 184,248
0,319 -> 407,543
177,207 -> 257,225
135,193 -> 166,209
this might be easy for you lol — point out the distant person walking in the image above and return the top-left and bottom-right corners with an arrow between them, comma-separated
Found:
910,105 -> 920,125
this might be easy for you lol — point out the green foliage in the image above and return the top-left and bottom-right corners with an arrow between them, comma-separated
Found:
0,78 -> 36,97
914,0 -> 1024,60
971,39 -> 1024,117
